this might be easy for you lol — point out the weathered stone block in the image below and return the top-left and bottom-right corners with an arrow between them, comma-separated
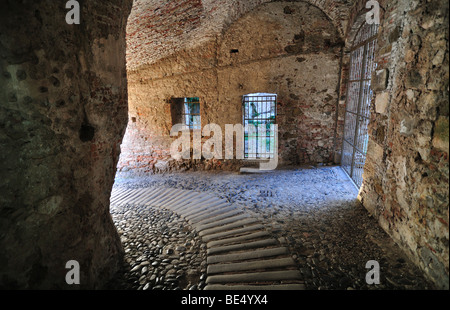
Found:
375,91 -> 390,114
372,69 -> 389,91
406,70 -> 423,89
399,117 -> 415,136
432,116 -> 449,153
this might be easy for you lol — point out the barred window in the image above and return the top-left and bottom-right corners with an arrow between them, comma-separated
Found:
171,97 -> 201,130
243,93 -> 277,159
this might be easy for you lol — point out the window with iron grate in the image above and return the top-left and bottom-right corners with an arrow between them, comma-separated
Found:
171,97 -> 201,130
243,93 -> 277,160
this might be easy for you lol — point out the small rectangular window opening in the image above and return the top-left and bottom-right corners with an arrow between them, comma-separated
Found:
171,97 -> 201,130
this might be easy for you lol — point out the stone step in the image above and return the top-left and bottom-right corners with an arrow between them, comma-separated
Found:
153,188 -> 187,207
207,230 -> 271,248
204,284 -> 306,291
139,188 -> 169,206
207,239 -> 277,255
207,247 -> 289,264
150,188 -> 181,207
164,191 -> 198,210
110,188 -> 130,203
181,200 -> 228,218
195,213 -> 249,232
207,257 -> 296,275
143,188 -> 175,206
199,218 -> 259,237
189,208 -> 244,227
202,224 -> 265,243
173,196 -> 219,213
133,188 -> 165,206
117,188 -> 149,206
163,193 -> 206,211
188,206 -> 238,224
206,270 -> 302,284
110,186 -> 305,290
111,188 -> 137,205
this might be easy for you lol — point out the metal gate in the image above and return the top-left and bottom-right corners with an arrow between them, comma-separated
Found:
342,22 -> 379,188
243,93 -> 277,159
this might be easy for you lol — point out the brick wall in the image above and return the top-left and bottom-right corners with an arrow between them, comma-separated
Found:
126,0 -> 356,70
119,1 -> 343,174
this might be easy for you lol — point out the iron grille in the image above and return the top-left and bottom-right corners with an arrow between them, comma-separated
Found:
342,23 -> 379,188
243,93 -> 277,159
182,97 -> 201,130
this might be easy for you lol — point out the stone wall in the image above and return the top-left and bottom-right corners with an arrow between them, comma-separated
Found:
0,0 -> 133,288
119,1 -> 343,174
358,0 -> 449,289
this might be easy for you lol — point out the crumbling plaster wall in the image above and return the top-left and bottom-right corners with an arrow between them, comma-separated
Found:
0,0 -> 133,288
119,1 -> 343,174
126,0 -> 355,71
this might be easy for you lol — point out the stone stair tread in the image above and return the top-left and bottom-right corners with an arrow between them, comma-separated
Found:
206,270 -> 302,284
195,213 -> 249,232
134,188 -> 168,206
110,187 -> 306,289
188,206 -> 240,224
153,189 -> 188,207
207,257 -> 296,274
170,193 -> 212,212
181,200 -> 229,218
204,284 -> 306,290
207,247 -> 289,264
174,197 -> 222,214
202,224 -> 265,243
113,188 -> 147,205
143,188 -> 176,206
207,231 -> 270,248
150,188 -> 181,206
164,191 -> 198,210
207,238 -> 277,255
199,218 -> 259,237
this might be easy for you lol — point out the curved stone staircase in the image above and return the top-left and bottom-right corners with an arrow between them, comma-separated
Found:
110,186 -> 305,290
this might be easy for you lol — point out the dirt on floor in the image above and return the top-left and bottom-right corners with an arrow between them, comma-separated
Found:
113,165 -> 436,290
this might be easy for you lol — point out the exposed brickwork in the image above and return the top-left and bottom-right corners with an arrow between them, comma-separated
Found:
123,0 -> 449,289
126,0 -> 357,70
119,1 -> 343,174
1,0 -> 446,291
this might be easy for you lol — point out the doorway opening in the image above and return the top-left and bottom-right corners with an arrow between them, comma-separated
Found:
341,22 -> 379,188
243,93 -> 277,160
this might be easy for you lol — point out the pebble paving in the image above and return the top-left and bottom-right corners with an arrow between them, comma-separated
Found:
108,166 -> 435,290
110,186 -> 304,290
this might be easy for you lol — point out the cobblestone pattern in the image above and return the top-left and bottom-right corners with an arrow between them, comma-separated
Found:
111,167 -> 436,290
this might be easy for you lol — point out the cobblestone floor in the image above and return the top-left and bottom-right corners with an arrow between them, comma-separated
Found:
110,165 -> 436,290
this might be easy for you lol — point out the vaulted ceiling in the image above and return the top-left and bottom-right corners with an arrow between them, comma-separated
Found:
126,0 -> 359,71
